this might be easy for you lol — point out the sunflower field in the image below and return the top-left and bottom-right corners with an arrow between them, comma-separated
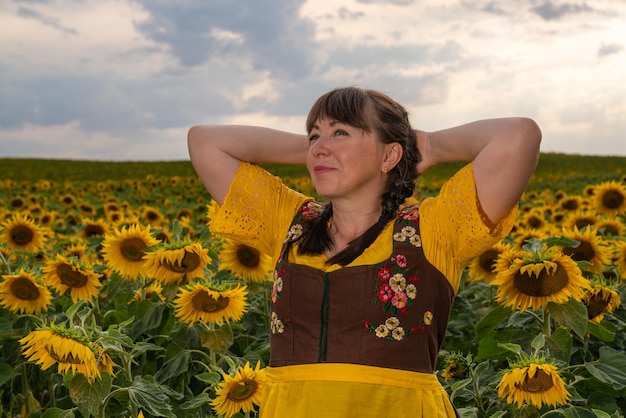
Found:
1,153 -> 626,418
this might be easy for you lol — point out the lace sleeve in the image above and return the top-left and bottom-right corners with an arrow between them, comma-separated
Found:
209,162 -> 309,262
420,163 -> 517,292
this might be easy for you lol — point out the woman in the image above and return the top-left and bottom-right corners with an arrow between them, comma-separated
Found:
188,87 -> 541,417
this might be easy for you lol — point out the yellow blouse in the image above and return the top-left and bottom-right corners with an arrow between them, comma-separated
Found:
210,162 -> 516,292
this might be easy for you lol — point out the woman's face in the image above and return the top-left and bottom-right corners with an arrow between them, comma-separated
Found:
306,118 -> 391,203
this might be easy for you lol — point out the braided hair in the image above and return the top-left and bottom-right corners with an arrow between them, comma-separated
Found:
297,87 -> 420,266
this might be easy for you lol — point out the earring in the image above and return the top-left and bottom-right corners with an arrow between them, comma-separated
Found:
382,167 -> 388,174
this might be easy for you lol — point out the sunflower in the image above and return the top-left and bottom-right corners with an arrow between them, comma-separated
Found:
144,242 -> 210,284
0,212 -> 47,253
211,361 -> 265,418
140,205 -> 166,227
493,242 -> 590,312
559,226 -> 613,273
615,241 -> 626,279
218,240 -> 273,283
101,224 -> 160,280
173,282 -> 248,326
42,254 -> 102,302
467,242 -> 510,283
20,324 -> 104,381
80,218 -> 110,239
592,180 -> 626,217
440,352 -> 471,382
562,209 -> 598,232
583,283 -> 621,323
519,209 -> 548,231
559,195 -> 584,212
0,269 -> 52,314
497,361 -> 569,409
595,217 -> 625,239
133,281 -> 164,301
510,227 -> 549,250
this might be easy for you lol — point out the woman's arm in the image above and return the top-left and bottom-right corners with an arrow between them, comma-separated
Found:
416,117 -> 542,225
187,125 -> 309,205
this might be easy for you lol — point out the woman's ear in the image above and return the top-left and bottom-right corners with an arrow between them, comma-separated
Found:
383,142 -> 403,171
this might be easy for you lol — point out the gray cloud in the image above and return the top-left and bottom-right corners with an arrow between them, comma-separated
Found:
356,0 -> 414,5
597,42 -> 623,57
531,1 -> 594,20
16,6 -> 77,35
134,0 -> 317,79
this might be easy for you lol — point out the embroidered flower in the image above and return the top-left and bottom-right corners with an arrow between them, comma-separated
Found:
300,201 -> 323,220
392,327 -> 406,341
400,206 -> 419,220
375,324 -> 389,338
389,274 -> 406,292
377,284 -> 394,303
409,234 -> 422,247
393,254 -> 407,268
392,291 -> 408,309
385,317 -> 400,330
393,232 -> 406,242
406,284 -> 417,299
401,226 -> 416,237
285,224 -> 303,242
377,267 -> 392,281
424,311 -> 433,325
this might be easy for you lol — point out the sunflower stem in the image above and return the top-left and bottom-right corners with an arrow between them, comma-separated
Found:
542,309 -> 552,337
0,249 -> 12,275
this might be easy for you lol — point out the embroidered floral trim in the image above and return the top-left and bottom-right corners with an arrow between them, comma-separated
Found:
270,264 -> 290,335
366,206 -> 432,341
393,205 -> 422,247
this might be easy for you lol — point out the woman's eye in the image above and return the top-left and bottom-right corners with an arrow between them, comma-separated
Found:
334,129 -> 348,137
308,134 -> 319,141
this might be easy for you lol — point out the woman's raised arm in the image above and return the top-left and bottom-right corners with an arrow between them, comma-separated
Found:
187,125 -> 308,205
416,117 -> 542,225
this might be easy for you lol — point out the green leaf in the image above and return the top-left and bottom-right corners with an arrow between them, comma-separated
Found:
545,327 -> 572,361
0,362 -> 13,386
194,372 -> 223,385
584,346 -> 626,390
65,300 -> 86,321
587,320 -> 616,342
531,332 -> 545,352
200,325 -> 234,355
131,301 -> 168,338
155,349 -> 190,383
179,392 -> 212,410
127,376 -> 174,417
475,305 -> 512,339
68,373 -> 110,418
476,329 -> 517,361
548,299 -> 588,340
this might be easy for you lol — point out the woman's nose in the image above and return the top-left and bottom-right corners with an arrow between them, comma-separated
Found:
309,134 -> 330,156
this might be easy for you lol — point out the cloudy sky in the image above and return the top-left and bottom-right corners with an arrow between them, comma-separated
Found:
1,0 -> 625,161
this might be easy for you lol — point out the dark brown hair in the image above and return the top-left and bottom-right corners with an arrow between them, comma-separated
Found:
297,86 -> 420,265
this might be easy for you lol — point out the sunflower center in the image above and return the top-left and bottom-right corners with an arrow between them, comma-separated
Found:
562,241 -> 594,263
236,245 -> 260,268
585,292 -> 610,319
478,249 -> 498,273
84,224 -> 105,238
10,277 -> 41,301
120,238 -> 148,262
163,250 -> 201,273
513,264 -> 569,297
515,368 -> 554,393
227,379 -> 258,401
56,264 -> 89,288
191,290 -> 229,313
602,190 -> 624,210
47,345 -> 84,365
11,225 -> 34,245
